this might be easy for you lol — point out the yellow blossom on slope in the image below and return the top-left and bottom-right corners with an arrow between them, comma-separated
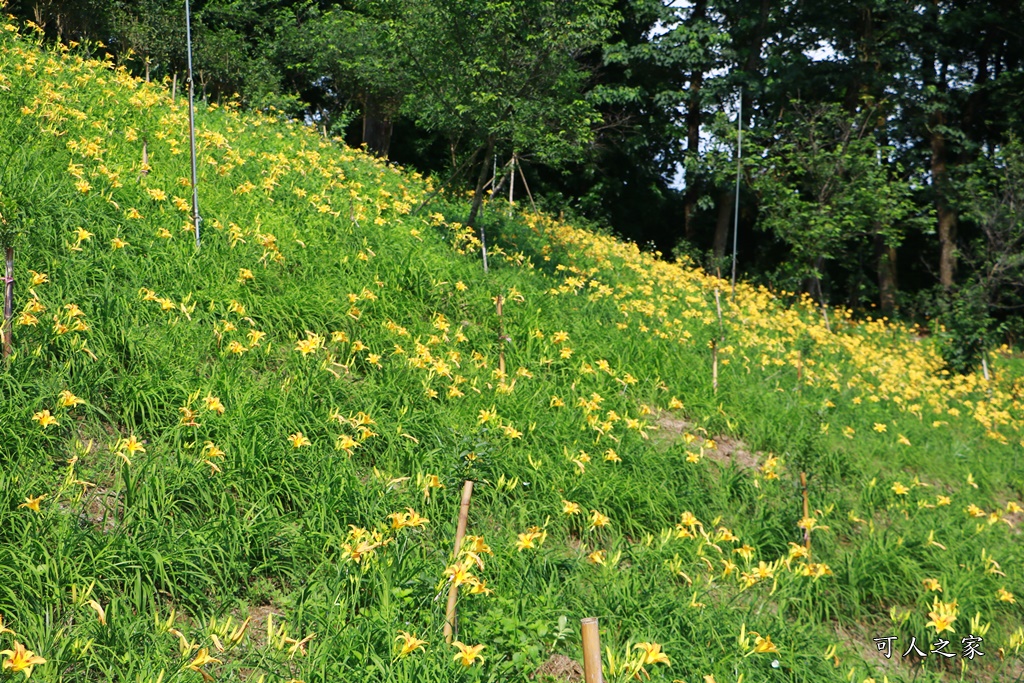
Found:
1,641 -> 46,679
752,634 -> 779,654
634,642 -> 670,666
204,395 -> 225,414
451,641 -> 485,667
926,597 -> 958,634
288,432 -> 311,448
589,510 -> 611,530
18,495 -> 45,512
31,410 -> 58,428
395,632 -> 427,658
57,390 -> 84,408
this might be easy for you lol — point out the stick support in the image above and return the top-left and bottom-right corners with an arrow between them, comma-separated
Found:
443,480 -> 474,643
581,617 -> 603,683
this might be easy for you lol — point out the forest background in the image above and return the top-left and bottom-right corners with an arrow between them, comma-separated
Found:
7,0 -> 1024,370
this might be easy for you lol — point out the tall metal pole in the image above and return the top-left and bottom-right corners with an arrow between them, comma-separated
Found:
185,0 -> 201,249
730,91 -> 742,295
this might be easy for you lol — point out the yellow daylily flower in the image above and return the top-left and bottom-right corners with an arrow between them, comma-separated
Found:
18,495 -> 45,512
452,641 -> 486,667
0,641 -> 46,679
395,631 -> 427,658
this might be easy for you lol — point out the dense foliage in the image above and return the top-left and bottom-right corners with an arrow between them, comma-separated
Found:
5,0 -> 1024,355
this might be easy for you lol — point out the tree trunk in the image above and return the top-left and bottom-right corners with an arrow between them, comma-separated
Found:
875,233 -> 897,314
922,6 -> 956,289
682,0 -> 707,241
929,107 -> 957,289
362,93 -> 393,158
713,188 -> 734,259
467,136 -> 496,229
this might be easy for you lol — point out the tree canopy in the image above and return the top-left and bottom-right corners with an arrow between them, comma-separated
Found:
6,0 -> 1024,361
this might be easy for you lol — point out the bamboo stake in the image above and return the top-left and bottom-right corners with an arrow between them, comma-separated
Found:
516,160 -> 537,213
171,72 -> 177,102
581,617 -> 603,683
800,472 -> 811,553
443,480 -> 474,643
2,246 -> 12,358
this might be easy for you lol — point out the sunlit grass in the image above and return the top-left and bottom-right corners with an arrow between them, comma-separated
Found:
0,19 -> 1022,683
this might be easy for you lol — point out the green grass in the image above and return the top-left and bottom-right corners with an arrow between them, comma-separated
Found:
1,21 -> 1023,683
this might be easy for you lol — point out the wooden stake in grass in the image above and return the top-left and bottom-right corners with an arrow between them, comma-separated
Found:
581,617 -> 603,683
2,245 -> 12,358
800,471 -> 811,553
443,480 -> 474,643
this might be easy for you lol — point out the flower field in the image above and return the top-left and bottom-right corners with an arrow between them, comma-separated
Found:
1,17 -> 1023,683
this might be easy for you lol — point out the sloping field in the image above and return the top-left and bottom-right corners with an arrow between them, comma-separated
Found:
1,20 -> 1022,683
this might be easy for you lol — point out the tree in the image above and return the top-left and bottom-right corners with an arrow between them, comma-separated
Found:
936,136 -> 1024,371
749,102 -> 924,306
381,0 -> 617,227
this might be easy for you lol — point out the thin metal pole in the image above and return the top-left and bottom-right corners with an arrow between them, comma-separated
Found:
508,155 -> 515,214
730,91 -> 742,295
185,0 -> 201,249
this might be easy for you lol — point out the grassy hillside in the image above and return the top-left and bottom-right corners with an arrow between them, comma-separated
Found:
1,18 -> 1023,683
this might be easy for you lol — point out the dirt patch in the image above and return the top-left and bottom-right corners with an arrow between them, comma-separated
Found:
78,486 -> 122,532
531,653 -> 584,682
834,621 -> 911,677
653,411 -> 761,472
245,604 -> 283,647
705,434 -> 760,471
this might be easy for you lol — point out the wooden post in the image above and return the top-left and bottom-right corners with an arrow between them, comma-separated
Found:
713,287 -> 722,327
800,472 -> 810,553
581,617 -> 603,683
3,246 -> 13,359
443,481 -> 474,643
171,72 -> 177,103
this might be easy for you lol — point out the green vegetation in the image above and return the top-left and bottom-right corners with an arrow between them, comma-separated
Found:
1,22 -> 1023,683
